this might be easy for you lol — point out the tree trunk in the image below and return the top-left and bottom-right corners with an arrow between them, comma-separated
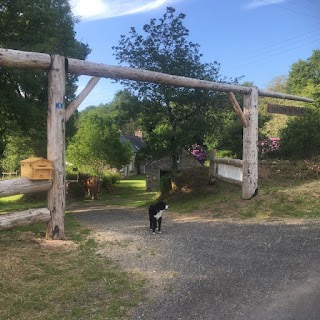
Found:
170,153 -> 178,191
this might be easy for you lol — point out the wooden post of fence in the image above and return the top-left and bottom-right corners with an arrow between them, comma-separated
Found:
242,87 -> 259,199
46,55 -> 66,240
209,149 -> 217,185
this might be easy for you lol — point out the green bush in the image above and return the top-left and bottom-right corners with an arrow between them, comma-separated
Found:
279,108 -> 320,159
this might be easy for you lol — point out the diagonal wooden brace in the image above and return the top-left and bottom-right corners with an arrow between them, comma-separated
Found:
65,76 -> 101,121
228,92 -> 248,128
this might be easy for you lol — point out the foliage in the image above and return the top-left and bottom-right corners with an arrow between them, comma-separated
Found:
113,7 -> 237,172
279,108 -> 320,159
0,0 -> 91,169
0,131 -> 35,172
216,114 -> 244,158
259,76 -> 291,138
271,50 -> 320,160
217,111 -> 270,159
287,49 -> 320,102
66,107 -> 133,172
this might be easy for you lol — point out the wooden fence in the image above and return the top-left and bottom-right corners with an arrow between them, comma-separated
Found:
0,178 -> 52,231
209,150 -> 243,187
0,48 -> 314,239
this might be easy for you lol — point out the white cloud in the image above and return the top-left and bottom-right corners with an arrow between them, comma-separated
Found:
245,0 -> 286,10
69,0 -> 175,20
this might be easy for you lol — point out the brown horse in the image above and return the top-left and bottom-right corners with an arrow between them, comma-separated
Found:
77,172 -> 101,200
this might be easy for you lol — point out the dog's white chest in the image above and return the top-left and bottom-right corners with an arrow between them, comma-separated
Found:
154,209 -> 164,220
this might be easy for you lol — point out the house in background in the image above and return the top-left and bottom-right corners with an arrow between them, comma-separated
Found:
145,149 -> 204,191
120,130 -> 146,176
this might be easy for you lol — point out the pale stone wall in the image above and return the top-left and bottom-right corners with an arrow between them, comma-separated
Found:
146,149 -> 203,191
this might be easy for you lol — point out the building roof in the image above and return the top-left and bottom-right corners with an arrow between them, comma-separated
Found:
120,134 -> 145,153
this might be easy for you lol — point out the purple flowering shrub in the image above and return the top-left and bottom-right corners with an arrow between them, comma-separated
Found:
258,137 -> 280,158
189,144 -> 207,163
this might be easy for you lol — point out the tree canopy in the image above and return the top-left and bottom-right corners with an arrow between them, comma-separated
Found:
66,107 -> 133,174
113,7 -> 238,171
0,0 -> 90,171
287,49 -> 320,103
275,50 -> 320,159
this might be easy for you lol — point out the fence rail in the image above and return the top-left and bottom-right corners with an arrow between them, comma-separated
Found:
0,178 -> 52,232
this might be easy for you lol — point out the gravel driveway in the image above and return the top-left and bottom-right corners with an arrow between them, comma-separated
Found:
73,206 -> 320,320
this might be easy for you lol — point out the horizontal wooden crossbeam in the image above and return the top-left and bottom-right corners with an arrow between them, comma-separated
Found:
0,48 -> 314,103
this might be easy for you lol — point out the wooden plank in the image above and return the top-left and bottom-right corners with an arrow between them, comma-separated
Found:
213,158 -> 243,168
242,87 -> 259,200
65,76 -> 101,121
217,163 -> 243,182
213,174 -> 242,187
0,48 -> 314,102
259,89 -> 313,103
46,55 -> 66,240
0,48 -> 51,69
67,57 -> 253,94
0,208 -> 50,231
0,178 -> 52,198
267,103 -> 306,116
227,92 -> 248,127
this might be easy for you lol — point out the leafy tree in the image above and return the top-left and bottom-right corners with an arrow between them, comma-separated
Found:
108,90 -> 142,135
279,109 -> 320,159
0,131 -> 35,172
274,51 -> 319,160
66,108 -> 133,174
0,0 -> 91,170
259,76 -> 289,138
287,49 -> 320,102
113,7 -> 237,175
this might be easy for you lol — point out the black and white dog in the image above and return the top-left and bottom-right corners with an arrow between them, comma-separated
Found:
149,201 -> 169,234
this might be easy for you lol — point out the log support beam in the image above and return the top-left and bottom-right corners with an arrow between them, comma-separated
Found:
228,92 -> 248,127
0,178 -> 52,198
65,76 -> 101,121
242,87 -> 259,199
0,208 -> 51,231
46,55 -> 66,240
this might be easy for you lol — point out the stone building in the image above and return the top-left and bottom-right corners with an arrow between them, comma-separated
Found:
145,149 -> 204,191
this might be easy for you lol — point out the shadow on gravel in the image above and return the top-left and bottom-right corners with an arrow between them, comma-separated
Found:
73,206 -> 320,320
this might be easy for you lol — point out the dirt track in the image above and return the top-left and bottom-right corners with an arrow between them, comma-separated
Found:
73,206 -> 320,320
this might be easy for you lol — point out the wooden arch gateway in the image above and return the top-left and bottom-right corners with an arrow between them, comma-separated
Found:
0,48 -> 314,240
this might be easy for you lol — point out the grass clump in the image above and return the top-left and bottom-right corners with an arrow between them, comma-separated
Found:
0,215 -> 145,320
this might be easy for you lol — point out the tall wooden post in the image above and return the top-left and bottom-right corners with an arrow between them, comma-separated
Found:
209,149 -> 217,185
46,55 -> 66,239
242,87 -> 259,200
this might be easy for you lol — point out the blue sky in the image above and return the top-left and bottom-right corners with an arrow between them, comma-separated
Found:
69,0 -> 320,110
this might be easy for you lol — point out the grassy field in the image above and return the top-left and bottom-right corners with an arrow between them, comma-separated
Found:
155,160 -> 320,220
1,160 -> 320,319
0,182 -> 149,319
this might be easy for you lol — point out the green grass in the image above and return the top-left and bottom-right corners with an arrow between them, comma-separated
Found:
1,161 -> 320,318
163,163 -> 320,220
0,214 -> 145,320
0,194 -> 46,214
106,175 -> 158,207
69,175 -> 158,209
